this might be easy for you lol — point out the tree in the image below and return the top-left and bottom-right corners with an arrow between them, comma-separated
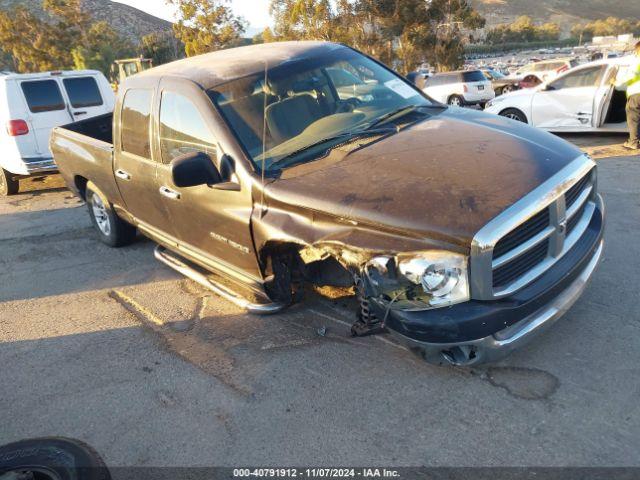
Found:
572,17 -> 640,42
0,0 -> 133,75
266,0 -> 485,73
486,16 -> 561,45
72,22 -> 135,74
167,0 -> 247,57
140,32 -> 180,66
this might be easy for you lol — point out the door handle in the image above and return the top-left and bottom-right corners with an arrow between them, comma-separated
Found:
159,186 -> 181,200
115,169 -> 131,181
73,111 -> 87,116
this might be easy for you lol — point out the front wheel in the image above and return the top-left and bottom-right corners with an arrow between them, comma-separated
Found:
447,95 -> 464,107
0,437 -> 111,480
0,168 -> 19,196
86,182 -> 136,248
499,108 -> 528,123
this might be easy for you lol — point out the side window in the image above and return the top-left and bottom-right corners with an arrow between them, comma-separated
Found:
21,80 -> 66,113
121,89 -> 152,158
159,92 -> 217,164
63,77 -> 103,108
549,66 -> 606,90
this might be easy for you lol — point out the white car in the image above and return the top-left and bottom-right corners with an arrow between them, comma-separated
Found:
485,57 -> 633,133
423,70 -> 495,107
512,58 -> 579,83
0,70 -> 115,195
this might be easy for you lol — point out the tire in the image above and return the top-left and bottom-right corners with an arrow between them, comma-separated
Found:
0,437 -> 111,480
499,108 -> 528,124
86,182 -> 136,248
0,168 -> 19,196
447,95 -> 464,107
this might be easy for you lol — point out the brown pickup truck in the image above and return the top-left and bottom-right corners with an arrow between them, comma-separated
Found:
50,42 -> 604,366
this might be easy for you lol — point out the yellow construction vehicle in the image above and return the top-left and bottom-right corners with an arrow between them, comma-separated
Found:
110,57 -> 153,91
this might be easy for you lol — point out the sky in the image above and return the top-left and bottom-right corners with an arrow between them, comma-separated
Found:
113,0 -> 273,35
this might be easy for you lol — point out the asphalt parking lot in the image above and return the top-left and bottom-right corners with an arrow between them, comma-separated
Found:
1,134 -> 639,467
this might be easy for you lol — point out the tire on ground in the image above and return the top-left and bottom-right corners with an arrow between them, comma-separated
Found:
86,181 -> 136,247
0,437 -> 111,480
499,108 -> 528,124
0,168 -> 19,196
447,95 -> 464,106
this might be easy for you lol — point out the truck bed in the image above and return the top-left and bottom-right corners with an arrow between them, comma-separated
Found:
50,113 -> 121,202
61,112 -> 114,144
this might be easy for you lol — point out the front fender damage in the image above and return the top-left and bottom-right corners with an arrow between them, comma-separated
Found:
251,202 -> 464,336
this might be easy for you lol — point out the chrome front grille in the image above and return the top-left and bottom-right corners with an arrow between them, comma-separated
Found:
470,156 -> 598,300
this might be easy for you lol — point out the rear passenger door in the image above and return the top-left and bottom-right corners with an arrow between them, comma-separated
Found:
19,79 -> 73,157
113,87 -> 174,237
61,76 -> 108,121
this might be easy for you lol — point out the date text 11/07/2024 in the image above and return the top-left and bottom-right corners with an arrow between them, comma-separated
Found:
232,468 -> 400,478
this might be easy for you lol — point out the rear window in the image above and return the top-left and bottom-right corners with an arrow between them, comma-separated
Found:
63,77 -> 103,108
21,80 -> 65,113
460,71 -> 486,82
121,89 -> 152,159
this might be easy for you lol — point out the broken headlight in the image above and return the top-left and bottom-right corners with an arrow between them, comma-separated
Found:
364,252 -> 469,310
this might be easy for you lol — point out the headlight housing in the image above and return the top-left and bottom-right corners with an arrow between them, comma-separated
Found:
364,251 -> 469,310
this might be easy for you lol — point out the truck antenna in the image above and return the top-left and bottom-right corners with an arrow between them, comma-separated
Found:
260,60 -> 268,217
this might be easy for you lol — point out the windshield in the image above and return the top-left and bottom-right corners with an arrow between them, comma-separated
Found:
209,48 -> 433,173
486,69 -> 505,79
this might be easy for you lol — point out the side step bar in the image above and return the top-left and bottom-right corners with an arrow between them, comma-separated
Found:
154,245 -> 286,315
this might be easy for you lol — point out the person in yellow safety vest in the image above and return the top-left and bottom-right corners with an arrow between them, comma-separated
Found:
615,41 -> 640,150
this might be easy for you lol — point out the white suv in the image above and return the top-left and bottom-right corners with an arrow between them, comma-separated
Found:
422,70 -> 495,107
0,70 -> 115,195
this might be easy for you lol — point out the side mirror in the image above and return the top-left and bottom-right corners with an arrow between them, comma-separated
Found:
171,151 -> 221,188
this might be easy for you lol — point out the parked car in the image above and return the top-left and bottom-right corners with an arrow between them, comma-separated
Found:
511,58 -> 579,83
518,74 -> 544,90
481,68 -> 521,96
422,70 -> 495,106
51,41 -> 604,366
485,57 -> 631,132
0,70 -> 114,195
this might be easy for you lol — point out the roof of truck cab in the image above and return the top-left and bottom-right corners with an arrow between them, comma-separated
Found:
135,41 -> 347,90
0,70 -> 103,82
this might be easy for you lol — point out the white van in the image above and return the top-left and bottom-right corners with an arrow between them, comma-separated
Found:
0,70 -> 115,195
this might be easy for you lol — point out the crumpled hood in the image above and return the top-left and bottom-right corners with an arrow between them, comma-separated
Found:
263,108 -> 583,247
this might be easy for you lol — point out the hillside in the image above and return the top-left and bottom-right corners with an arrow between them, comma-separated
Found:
472,0 -> 640,33
0,0 -> 173,44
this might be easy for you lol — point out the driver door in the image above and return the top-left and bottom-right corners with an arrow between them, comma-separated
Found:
531,65 -> 607,129
153,78 -> 261,279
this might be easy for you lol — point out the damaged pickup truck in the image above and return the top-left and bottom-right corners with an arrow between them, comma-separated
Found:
51,42 -> 604,365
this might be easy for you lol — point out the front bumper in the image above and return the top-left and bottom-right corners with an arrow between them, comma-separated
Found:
369,197 -> 605,366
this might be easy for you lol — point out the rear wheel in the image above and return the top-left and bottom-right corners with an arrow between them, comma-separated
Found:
86,182 -> 136,248
447,95 -> 464,107
501,84 -> 514,94
0,168 -> 19,196
500,108 -> 528,123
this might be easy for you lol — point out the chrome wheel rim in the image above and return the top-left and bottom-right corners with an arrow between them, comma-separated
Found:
91,194 -> 111,236
449,97 -> 461,106
503,85 -> 512,93
504,113 -> 522,122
